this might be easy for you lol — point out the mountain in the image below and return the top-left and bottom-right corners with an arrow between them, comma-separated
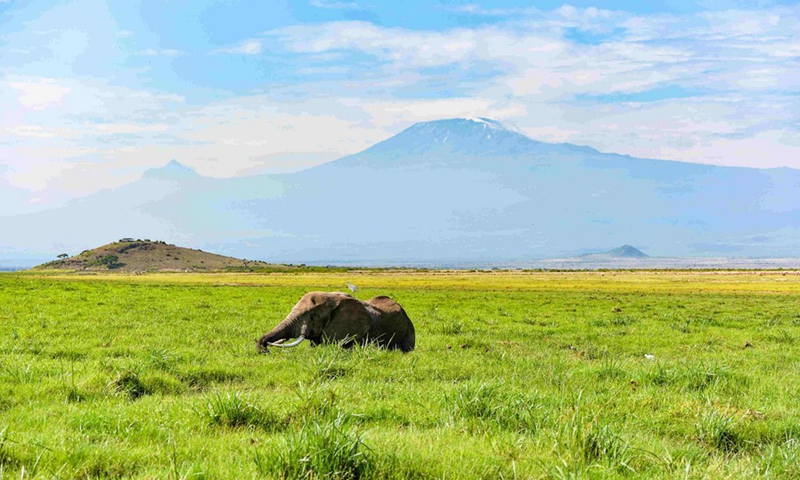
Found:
2,117 -> 800,267
32,239 -> 284,272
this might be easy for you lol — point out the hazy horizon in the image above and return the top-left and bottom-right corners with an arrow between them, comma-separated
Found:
2,117 -> 799,269
2,1 -> 799,268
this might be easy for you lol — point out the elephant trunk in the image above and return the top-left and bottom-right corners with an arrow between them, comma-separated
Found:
257,312 -> 303,352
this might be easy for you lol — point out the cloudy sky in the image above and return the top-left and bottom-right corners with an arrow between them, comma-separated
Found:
1,0 -> 799,211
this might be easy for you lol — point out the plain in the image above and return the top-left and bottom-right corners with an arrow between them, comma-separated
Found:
1,270 -> 799,479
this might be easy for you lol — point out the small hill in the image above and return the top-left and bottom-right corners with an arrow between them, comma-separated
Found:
577,244 -> 650,261
33,239 -> 288,272
605,245 -> 649,258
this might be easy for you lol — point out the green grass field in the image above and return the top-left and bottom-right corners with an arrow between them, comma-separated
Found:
1,271 -> 799,479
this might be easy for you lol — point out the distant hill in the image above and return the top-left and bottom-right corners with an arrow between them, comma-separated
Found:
605,245 -> 649,258
32,239 -> 288,272
576,244 -> 650,261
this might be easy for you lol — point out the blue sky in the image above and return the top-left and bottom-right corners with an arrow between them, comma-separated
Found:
1,0 -> 799,211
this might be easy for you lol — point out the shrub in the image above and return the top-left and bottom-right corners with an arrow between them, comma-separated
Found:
254,415 -> 372,479
696,410 -> 744,453
202,392 -> 284,430
448,382 -> 545,433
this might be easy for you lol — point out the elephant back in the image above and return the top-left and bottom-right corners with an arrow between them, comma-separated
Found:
365,296 -> 415,352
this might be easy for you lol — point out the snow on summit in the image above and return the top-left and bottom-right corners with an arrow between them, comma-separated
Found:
463,117 -> 506,129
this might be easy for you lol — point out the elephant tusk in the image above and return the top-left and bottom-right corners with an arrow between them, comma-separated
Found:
268,335 -> 305,348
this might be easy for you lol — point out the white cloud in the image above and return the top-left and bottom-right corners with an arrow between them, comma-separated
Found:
215,40 -> 262,55
511,94 -> 800,168
0,75 -> 189,200
93,123 -> 170,135
8,78 -> 71,110
310,0 -> 363,10
554,4 -> 621,23
139,48 -> 184,57
354,97 -> 526,128
448,3 -> 539,16
1,146 -> 98,193
3,125 -> 78,139
267,5 -> 798,98
269,22 -> 480,67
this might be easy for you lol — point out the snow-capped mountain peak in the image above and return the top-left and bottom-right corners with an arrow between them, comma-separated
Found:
343,117 -> 538,160
462,117 -> 506,129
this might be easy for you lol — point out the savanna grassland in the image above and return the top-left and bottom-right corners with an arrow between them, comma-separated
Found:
1,270 -> 799,479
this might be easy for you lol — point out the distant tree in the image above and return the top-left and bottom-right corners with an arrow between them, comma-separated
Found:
98,254 -> 122,269
57,253 -> 69,260
99,254 -> 117,265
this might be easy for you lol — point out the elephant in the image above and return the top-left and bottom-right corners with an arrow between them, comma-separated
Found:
256,292 -> 415,353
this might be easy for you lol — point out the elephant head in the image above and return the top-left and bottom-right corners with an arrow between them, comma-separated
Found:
256,292 -> 372,352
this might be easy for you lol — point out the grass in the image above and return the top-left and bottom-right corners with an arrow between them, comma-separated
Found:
0,270 -> 799,478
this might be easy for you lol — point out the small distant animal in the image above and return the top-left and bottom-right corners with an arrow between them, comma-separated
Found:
345,282 -> 358,294
256,292 -> 415,353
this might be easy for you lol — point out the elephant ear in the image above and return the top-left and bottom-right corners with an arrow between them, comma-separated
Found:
322,295 -> 371,345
